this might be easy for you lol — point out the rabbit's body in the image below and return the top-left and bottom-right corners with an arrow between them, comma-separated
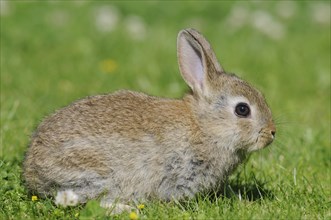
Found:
24,90 -> 245,202
23,29 -> 275,210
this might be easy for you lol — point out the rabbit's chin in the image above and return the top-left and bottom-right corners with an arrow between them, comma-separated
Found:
247,137 -> 274,152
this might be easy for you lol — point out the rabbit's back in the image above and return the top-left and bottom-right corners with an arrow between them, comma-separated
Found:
31,90 -> 192,145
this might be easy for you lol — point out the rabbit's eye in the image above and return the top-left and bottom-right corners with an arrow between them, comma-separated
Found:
235,103 -> 250,117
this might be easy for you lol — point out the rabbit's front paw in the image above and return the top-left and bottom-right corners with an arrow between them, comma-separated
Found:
55,189 -> 79,207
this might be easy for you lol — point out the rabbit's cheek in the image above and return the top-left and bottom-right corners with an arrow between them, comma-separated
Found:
237,120 -> 255,139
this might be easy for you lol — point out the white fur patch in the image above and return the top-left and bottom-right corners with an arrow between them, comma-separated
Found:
228,96 -> 250,108
55,189 -> 79,207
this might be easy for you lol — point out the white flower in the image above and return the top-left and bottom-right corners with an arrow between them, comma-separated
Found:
0,1 -> 11,17
47,10 -> 69,28
124,15 -> 147,41
225,5 -> 250,30
137,77 -> 152,90
311,2 -> 330,25
73,1 -> 87,7
275,1 -> 297,19
251,10 -> 285,40
94,5 -> 120,33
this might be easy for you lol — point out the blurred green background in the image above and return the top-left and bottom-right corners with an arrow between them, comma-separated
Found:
1,1 -> 330,219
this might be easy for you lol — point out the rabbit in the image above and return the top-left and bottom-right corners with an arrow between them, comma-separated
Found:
23,28 -> 276,213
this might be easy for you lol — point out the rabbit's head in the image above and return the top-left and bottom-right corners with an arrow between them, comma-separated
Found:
178,29 -> 275,152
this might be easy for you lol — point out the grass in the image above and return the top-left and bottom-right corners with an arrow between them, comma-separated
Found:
1,1 -> 330,219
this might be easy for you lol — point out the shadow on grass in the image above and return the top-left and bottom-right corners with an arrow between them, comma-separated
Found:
174,176 -> 275,213
176,174 -> 275,212
221,177 -> 275,202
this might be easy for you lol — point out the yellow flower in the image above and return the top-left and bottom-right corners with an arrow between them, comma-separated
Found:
137,204 -> 145,210
31,195 -> 38,201
99,59 -> 118,74
129,211 -> 138,220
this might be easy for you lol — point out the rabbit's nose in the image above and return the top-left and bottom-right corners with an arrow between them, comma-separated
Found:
269,123 -> 276,138
271,130 -> 276,138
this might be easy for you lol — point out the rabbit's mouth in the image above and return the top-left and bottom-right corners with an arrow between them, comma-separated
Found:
248,128 -> 275,152
256,131 -> 275,149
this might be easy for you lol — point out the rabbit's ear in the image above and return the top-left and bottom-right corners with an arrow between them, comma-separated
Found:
177,28 -> 224,96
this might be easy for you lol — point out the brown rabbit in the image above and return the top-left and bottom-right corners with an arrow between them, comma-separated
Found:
23,28 -> 275,212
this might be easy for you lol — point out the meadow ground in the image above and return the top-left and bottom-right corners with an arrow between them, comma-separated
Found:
1,1 -> 330,219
